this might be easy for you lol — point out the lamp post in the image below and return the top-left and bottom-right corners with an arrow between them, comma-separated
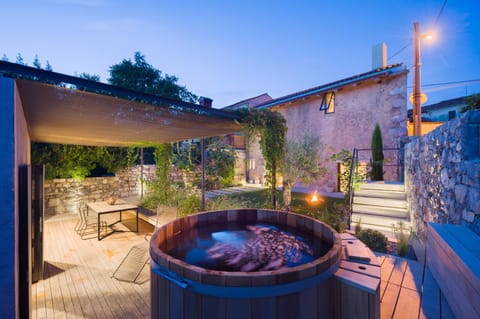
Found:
412,22 -> 433,136
413,22 -> 422,136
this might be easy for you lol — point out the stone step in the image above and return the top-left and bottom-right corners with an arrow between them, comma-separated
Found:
354,189 -> 406,200
358,182 -> 405,192
353,196 -> 407,209
351,213 -> 412,238
352,204 -> 409,218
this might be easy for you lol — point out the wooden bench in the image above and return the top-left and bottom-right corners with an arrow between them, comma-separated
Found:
427,223 -> 480,319
334,233 -> 381,319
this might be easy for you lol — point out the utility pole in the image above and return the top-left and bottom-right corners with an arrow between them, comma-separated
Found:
413,22 -> 422,136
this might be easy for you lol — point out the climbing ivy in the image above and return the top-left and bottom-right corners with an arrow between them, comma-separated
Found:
152,143 -> 174,204
238,108 -> 287,208
205,137 -> 236,189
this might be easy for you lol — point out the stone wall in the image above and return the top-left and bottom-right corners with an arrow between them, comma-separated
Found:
44,165 -> 156,216
245,135 -> 266,185
43,164 -> 219,215
405,110 -> 480,238
234,150 -> 247,184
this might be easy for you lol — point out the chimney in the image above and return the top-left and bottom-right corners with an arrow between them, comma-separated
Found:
199,96 -> 213,108
372,43 -> 387,69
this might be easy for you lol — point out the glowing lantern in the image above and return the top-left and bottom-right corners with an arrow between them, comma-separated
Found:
309,191 -> 322,205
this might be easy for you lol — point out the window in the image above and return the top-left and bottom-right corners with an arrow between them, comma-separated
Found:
228,133 -> 245,149
448,110 -> 456,120
248,159 -> 256,170
320,92 -> 335,114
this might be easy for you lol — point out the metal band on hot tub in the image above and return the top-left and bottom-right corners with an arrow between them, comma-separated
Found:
150,256 -> 341,299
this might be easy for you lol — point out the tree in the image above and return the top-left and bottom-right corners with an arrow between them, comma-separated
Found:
79,72 -> 100,82
108,52 -> 197,103
282,133 -> 325,210
73,72 -> 101,91
370,123 -> 384,181
461,94 -> 480,113
45,60 -> 52,71
1,54 -> 8,61
205,137 -> 236,189
16,53 -> 25,65
33,55 -> 41,69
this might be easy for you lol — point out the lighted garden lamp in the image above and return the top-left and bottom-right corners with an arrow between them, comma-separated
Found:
308,190 -> 323,205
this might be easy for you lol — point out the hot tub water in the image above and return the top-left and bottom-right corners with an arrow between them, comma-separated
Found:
168,223 -> 329,272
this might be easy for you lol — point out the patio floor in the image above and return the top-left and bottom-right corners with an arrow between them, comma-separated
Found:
33,213 -> 453,319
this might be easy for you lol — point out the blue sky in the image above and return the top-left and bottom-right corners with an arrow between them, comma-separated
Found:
1,0 -> 479,108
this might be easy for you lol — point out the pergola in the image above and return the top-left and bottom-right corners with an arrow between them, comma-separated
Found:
2,61 -> 241,146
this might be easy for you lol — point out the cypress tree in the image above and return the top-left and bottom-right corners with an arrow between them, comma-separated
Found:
370,123 -> 384,181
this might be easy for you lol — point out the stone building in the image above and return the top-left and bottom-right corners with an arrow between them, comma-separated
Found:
406,95 -> 475,136
236,64 -> 408,192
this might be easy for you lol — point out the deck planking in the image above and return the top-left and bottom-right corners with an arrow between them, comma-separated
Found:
33,212 -> 153,319
34,214 -> 452,318
375,252 -> 455,319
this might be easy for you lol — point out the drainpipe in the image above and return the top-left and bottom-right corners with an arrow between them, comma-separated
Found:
201,138 -> 205,210
198,97 -> 212,210
140,147 -> 144,199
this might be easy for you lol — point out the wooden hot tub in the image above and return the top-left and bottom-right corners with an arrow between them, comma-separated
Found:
149,209 -> 343,319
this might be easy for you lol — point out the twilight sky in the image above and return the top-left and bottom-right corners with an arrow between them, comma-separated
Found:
1,0 -> 479,108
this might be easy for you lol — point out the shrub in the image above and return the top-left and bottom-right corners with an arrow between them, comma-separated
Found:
177,193 -> 201,217
206,196 -> 249,211
354,218 -> 362,236
357,229 -> 388,253
369,123 -> 384,181
392,221 -> 411,257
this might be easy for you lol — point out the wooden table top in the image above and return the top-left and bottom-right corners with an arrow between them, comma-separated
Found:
87,199 -> 138,214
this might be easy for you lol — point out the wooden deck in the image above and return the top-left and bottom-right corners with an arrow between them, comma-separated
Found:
33,214 -> 453,319
376,254 -> 454,319
33,213 -> 153,319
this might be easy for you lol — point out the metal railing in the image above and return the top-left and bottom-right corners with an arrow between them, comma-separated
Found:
346,148 -> 358,229
345,147 -> 402,230
352,147 -> 403,184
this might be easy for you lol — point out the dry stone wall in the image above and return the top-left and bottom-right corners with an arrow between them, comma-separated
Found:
405,110 -> 480,238
44,165 -> 156,216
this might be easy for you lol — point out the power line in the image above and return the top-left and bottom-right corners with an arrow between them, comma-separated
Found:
388,42 -> 411,61
407,79 -> 480,89
388,0 -> 447,63
434,0 -> 447,27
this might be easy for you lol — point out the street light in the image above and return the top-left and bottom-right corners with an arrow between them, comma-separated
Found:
412,22 -> 432,136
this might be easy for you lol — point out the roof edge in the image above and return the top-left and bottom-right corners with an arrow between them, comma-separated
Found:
256,64 -> 407,109
222,92 -> 272,109
0,61 -> 240,120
